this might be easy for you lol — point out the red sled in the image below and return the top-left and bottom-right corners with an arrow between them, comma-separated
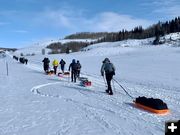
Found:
82,81 -> 92,87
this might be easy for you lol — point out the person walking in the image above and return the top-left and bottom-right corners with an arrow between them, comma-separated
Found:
69,59 -> 78,83
76,60 -> 81,78
101,58 -> 115,95
52,59 -> 59,74
42,57 -> 50,73
59,59 -> 66,73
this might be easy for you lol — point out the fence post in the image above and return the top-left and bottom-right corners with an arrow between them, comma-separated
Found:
6,61 -> 8,76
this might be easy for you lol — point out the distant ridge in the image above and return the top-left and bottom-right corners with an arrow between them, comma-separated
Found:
0,47 -> 17,52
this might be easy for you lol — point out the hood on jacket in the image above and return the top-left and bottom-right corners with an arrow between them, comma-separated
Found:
72,59 -> 76,63
103,58 -> 110,63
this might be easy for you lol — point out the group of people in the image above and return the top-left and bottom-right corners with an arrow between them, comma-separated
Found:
69,59 -> 81,83
42,57 -> 115,95
42,58 -> 82,83
42,58 -> 67,74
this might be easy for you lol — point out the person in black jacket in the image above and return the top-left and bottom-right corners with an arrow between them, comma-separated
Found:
59,59 -> 66,73
42,57 -> 50,73
69,59 -> 78,82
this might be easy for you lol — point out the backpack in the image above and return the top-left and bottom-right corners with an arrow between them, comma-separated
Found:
104,63 -> 114,74
72,63 -> 78,71
77,63 -> 81,70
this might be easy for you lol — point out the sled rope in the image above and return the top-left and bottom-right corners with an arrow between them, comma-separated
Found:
113,79 -> 134,100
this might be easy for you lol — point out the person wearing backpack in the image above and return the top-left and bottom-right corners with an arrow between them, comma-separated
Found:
76,60 -> 81,78
42,57 -> 50,73
101,58 -> 115,95
59,59 -> 66,73
69,59 -> 78,83
52,59 -> 59,74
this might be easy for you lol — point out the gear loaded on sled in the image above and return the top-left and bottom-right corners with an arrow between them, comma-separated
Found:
134,96 -> 170,115
79,77 -> 92,87
58,71 -> 70,77
113,79 -> 170,115
46,70 -> 54,75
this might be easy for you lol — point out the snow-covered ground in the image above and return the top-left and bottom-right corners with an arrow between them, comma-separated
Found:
1,34 -> 180,135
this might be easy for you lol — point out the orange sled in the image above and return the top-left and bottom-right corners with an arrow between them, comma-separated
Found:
46,70 -> 54,75
133,96 -> 170,115
134,101 -> 170,115
64,72 -> 70,75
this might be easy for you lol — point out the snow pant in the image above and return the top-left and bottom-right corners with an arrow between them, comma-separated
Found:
77,70 -> 80,78
71,70 -> 77,83
25,59 -> 28,65
43,64 -> 49,72
53,66 -> 58,74
61,65 -> 65,73
105,73 -> 113,94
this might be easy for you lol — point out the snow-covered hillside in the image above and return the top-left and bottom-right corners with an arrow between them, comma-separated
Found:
1,33 -> 180,135
15,39 -> 97,56
15,32 -> 180,57
159,32 -> 180,46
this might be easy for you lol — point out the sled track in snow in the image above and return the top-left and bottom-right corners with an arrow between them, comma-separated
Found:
30,80 -> 164,134
30,82 -> 125,135
27,61 -> 171,134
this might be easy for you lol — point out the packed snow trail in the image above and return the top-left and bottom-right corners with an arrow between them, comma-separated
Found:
26,58 -> 176,135
2,45 -> 180,135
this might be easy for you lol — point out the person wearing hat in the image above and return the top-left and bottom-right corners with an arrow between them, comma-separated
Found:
101,58 -> 115,95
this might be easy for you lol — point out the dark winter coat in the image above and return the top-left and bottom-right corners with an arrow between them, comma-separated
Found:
69,62 -> 78,71
42,58 -> 50,66
77,62 -> 81,71
60,60 -> 66,66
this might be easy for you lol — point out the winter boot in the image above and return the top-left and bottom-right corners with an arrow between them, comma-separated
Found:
105,89 -> 109,93
109,90 -> 113,95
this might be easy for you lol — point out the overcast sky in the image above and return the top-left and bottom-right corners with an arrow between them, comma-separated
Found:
0,0 -> 180,48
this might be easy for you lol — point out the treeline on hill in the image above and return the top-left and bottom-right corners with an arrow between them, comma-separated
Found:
47,17 -> 180,54
65,32 -> 109,39
65,17 -> 180,43
47,42 -> 90,54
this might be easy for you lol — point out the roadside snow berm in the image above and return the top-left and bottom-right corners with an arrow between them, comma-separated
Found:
134,96 -> 170,115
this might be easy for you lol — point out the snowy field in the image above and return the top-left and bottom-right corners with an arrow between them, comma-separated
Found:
1,37 -> 180,135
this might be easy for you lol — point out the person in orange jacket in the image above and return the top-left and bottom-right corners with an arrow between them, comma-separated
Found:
52,59 -> 59,74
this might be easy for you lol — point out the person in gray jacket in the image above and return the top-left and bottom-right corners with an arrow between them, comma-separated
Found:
101,58 -> 115,95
